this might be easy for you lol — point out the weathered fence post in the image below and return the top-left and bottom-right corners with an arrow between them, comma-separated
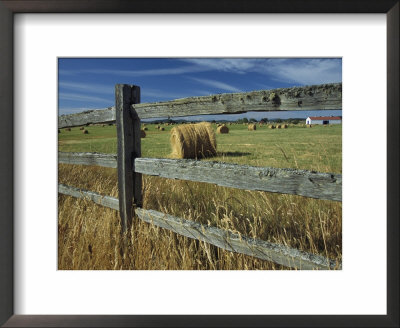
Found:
115,84 -> 142,232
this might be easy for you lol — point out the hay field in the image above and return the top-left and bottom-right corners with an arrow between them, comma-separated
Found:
58,123 -> 342,270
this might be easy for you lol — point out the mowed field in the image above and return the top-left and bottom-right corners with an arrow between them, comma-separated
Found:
58,123 -> 342,270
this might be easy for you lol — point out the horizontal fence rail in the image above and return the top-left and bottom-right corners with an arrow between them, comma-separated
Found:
58,152 -> 342,202
58,83 -> 342,128
58,152 -> 117,168
58,184 -> 119,210
59,107 -> 115,128
135,158 -> 342,202
58,183 -> 340,270
133,83 -> 342,119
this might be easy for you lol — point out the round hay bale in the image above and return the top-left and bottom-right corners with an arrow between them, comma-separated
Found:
82,129 -> 88,134
140,129 -> 146,138
248,123 -> 257,131
143,127 -> 148,131
283,124 -> 288,129
170,122 -> 216,159
160,127 -> 165,131
277,124 -> 281,129
269,125 -> 275,129
307,124 -> 312,128
156,125 -> 160,129
217,125 -> 229,134
66,128 -> 71,131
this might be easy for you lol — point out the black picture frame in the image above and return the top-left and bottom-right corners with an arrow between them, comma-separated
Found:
1,1 -> 398,327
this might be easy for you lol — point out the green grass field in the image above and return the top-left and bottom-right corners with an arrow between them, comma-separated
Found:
58,122 -> 342,270
59,123 -> 341,173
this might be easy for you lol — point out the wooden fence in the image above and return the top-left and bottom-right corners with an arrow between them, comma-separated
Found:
58,83 -> 342,270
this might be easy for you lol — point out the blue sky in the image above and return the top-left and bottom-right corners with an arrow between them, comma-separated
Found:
58,58 -> 342,120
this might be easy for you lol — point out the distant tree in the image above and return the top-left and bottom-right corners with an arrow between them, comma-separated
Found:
243,118 -> 249,123
249,118 -> 257,123
275,119 -> 283,123
260,117 -> 269,123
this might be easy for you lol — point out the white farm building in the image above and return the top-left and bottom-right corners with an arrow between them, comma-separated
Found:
306,116 -> 342,125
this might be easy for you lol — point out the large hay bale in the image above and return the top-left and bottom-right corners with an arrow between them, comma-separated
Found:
307,124 -> 312,128
283,124 -> 288,129
160,127 -> 165,131
269,125 -> 275,129
248,123 -> 257,131
217,125 -> 229,134
156,125 -> 160,129
277,124 -> 281,129
170,122 -> 216,159
82,129 -> 88,134
143,127 -> 148,131
140,130 -> 146,138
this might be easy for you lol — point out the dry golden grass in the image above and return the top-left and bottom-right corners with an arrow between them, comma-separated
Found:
58,164 -> 342,270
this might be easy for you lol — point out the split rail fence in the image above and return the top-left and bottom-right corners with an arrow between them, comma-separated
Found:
58,83 -> 342,270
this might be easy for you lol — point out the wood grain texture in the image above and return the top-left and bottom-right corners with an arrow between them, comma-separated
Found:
133,83 -> 342,119
58,152 -> 117,168
135,208 -> 340,270
58,83 -> 341,124
58,184 -> 119,211
116,84 -> 141,232
58,107 -> 115,128
134,158 -> 342,202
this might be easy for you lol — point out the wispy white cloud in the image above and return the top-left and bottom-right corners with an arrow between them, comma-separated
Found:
189,77 -> 242,92
59,59 -> 341,86
60,65 -> 209,77
181,59 -> 258,74
252,82 -> 276,90
58,69 -> 76,76
260,58 -> 342,85
181,58 -> 342,85
142,88 -> 214,101
59,81 -> 114,95
59,93 -> 112,103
